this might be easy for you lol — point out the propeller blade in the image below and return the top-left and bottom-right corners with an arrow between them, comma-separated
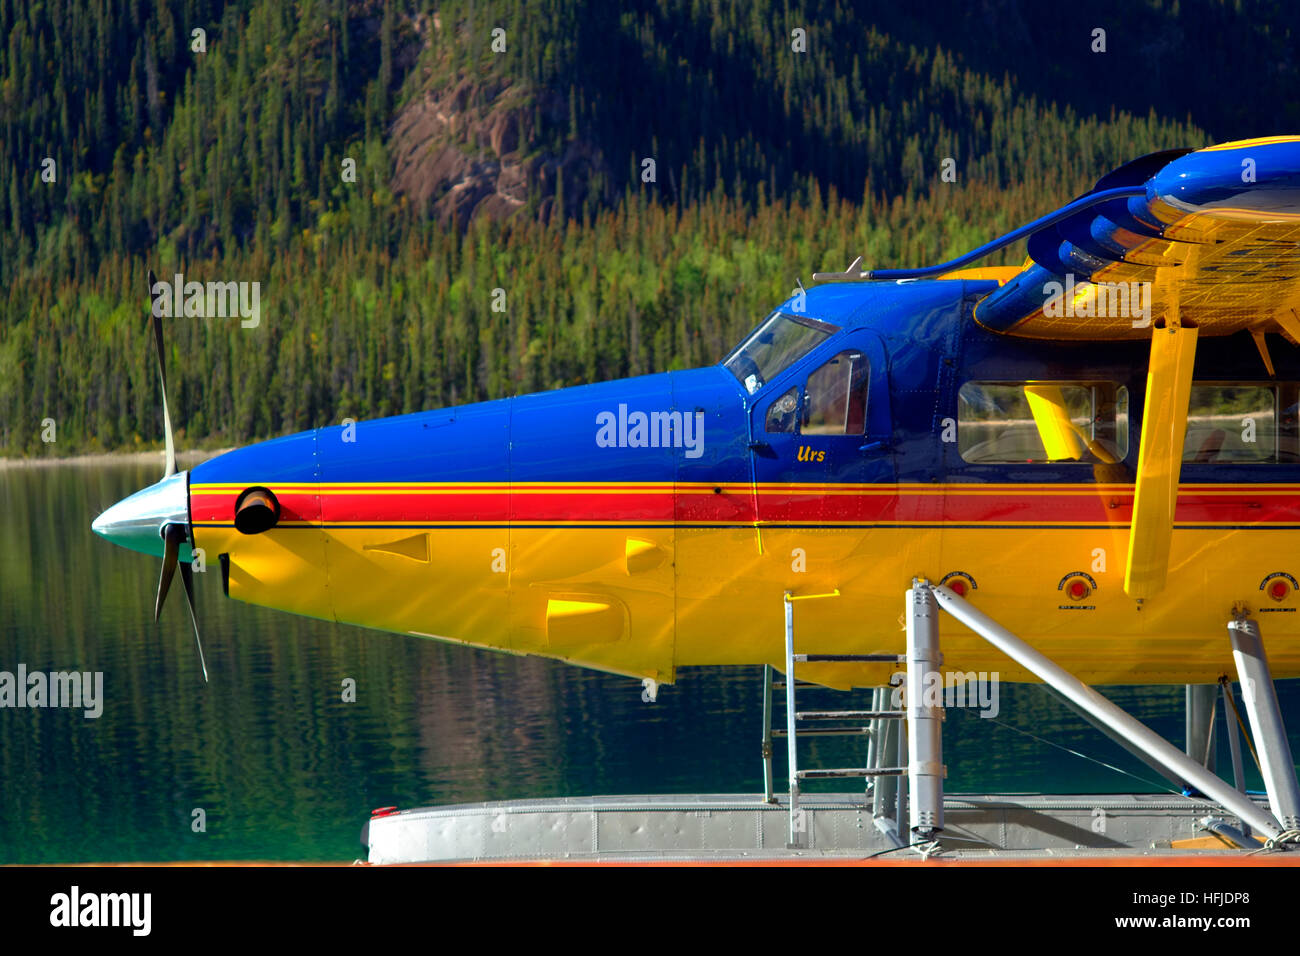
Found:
179,561 -> 209,683
154,522 -> 184,622
147,269 -> 178,478
145,272 -> 206,681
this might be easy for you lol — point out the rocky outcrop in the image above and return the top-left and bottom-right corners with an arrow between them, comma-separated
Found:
389,74 -> 607,227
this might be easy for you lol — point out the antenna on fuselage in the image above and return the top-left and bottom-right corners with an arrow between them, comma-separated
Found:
811,254 -> 868,283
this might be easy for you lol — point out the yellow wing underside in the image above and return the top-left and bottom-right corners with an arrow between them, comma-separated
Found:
1011,211 -> 1300,341
966,136 -> 1300,342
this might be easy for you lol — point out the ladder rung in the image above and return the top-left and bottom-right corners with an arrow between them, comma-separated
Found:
797,767 -> 906,779
793,654 -> 905,663
796,710 -> 903,720
773,727 -> 871,737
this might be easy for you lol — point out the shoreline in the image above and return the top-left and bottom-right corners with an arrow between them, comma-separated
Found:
0,448 -> 232,469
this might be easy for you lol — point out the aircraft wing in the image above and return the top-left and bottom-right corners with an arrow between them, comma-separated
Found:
973,136 -> 1300,341
969,137 -> 1300,600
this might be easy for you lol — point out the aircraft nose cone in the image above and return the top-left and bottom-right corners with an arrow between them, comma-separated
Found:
91,471 -> 191,560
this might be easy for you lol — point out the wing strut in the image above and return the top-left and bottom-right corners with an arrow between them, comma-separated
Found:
1124,322 -> 1198,599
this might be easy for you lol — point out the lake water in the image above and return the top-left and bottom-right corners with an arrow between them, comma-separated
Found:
1,461 -> 1294,862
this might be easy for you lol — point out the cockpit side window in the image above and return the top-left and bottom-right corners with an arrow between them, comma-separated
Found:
802,351 -> 869,435
765,387 -> 799,433
761,351 -> 869,436
724,312 -> 839,395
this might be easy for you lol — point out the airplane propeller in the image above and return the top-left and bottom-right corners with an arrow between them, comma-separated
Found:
146,269 -> 209,682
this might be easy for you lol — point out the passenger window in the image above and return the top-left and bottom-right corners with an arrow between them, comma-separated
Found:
802,351 -> 869,436
958,382 -> 1128,463
765,386 -> 799,433
1184,385 -> 1277,463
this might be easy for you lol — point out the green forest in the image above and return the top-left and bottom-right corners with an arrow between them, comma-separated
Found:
2,0 -> 1297,455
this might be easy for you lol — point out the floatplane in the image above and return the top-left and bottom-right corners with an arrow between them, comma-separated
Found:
94,136 -> 1300,861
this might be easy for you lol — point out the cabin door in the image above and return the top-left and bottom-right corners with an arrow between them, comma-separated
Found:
749,331 -> 894,523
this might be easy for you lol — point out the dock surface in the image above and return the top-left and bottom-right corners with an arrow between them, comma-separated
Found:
364,792 -> 1300,864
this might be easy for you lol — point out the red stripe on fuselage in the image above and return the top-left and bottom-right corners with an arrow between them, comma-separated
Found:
187,486 -> 1300,526
191,490 -> 322,523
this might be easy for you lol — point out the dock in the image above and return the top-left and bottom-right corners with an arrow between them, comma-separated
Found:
363,792 -> 1296,864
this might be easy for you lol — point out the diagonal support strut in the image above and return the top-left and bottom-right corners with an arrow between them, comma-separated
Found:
1227,611 -> 1300,831
927,582 -> 1285,841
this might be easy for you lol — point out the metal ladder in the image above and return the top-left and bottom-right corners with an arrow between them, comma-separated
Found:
764,590 -> 910,849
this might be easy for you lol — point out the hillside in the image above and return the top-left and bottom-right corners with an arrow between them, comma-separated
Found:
1,0 -> 1295,454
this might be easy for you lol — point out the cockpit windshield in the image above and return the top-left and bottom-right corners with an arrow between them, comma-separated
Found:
723,312 -> 839,394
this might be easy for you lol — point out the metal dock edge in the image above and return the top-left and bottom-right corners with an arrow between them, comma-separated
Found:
363,792 -> 1283,864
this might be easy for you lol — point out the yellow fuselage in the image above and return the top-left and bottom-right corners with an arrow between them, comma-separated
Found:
191,480 -> 1300,688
